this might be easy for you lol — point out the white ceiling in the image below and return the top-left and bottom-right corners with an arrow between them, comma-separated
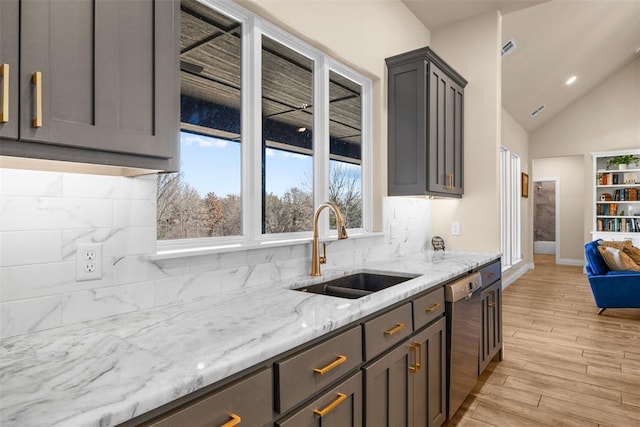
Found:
402,0 -> 640,133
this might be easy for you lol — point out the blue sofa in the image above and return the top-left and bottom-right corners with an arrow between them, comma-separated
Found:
584,240 -> 640,314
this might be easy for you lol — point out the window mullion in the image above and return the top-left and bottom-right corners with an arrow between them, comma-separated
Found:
243,15 -> 262,241
314,56 -> 330,237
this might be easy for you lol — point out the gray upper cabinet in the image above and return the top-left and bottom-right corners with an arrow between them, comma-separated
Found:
1,0 -> 180,172
0,0 -> 19,140
386,47 -> 466,198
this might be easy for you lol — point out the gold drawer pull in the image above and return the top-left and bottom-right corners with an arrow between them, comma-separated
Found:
415,341 -> 422,371
409,343 -> 418,373
314,392 -> 347,417
32,71 -> 42,128
486,272 -> 496,279
314,355 -> 347,375
384,322 -> 405,336
488,302 -> 496,308
1,64 -> 8,123
221,413 -> 241,427
425,303 -> 441,312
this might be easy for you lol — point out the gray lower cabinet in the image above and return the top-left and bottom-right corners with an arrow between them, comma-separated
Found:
277,372 -> 363,427
479,280 -> 503,375
147,368 -> 273,427
412,318 -> 446,427
363,341 -> 413,426
386,47 -> 466,198
275,326 -> 363,414
1,0 -> 179,171
363,296 -> 446,427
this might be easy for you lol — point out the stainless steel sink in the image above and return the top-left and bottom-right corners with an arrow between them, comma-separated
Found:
293,272 -> 419,299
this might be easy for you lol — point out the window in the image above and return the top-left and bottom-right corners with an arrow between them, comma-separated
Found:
158,0 -> 371,247
500,147 -> 522,268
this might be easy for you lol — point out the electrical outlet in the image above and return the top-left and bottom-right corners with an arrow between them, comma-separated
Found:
451,222 -> 461,236
76,243 -> 102,281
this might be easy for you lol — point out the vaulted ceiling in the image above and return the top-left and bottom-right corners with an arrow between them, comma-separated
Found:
403,0 -> 640,133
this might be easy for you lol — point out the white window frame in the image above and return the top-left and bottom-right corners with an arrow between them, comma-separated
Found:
158,0 -> 372,253
500,147 -> 522,269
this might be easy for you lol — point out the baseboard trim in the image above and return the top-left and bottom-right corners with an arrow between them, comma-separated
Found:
503,262 -> 534,289
557,258 -> 584,266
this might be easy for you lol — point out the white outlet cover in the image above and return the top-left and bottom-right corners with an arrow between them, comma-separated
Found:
451,222 -> 461,236
76,243 -> 103,281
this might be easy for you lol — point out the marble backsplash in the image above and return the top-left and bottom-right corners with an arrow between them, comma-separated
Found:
0,168 -> 432,338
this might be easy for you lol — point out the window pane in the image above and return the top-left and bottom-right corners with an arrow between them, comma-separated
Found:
158,1 -> 242,240
329,71 -> 362,229
262,36 -> 314,233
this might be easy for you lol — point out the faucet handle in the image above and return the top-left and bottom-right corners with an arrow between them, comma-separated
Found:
319,242 -> 327,264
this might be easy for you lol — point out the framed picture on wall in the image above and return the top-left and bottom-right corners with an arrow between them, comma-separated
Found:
522,172 -> 529,198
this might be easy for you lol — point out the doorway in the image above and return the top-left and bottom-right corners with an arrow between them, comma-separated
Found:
533,178 -> 559,257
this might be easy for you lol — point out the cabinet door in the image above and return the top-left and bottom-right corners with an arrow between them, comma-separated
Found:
480,281 -> 502,374
387,59 -> 427,196
20,0 -> 178,159
277,371 -> 362,427
363,343 -> 414,427
0,0 -> 19,139
149,368 -> 273,427
412,318 -> 446,427
428,62 -> 463,196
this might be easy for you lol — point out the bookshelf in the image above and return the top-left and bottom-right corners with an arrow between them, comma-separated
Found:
592,150 -> 640,246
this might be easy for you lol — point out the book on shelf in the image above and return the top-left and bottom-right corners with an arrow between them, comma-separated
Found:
598,217 -> 640,232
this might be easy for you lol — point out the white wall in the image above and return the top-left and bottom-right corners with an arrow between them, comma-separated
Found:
427,11 -> 503,252
532,156 -> 585,263
531,58 -> 640,248
501,108 -> 533,280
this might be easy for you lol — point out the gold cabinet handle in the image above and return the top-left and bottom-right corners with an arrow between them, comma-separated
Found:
488,302 -> 496,308
384,322 -> 405,336
425,303 -> 441,312
409,343 -> 418,373
313,393 -> 347,417
446,173 -> 454,190
32,71 -> 42,128
314,355 -> 347,375
488,290 -> 496,296
415,341 -> 422,371
1,64 -> 8,123
221,413 -> 241,427
486,272 -> 496,279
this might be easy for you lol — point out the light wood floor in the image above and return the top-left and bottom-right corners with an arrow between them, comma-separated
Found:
447,254 -> 640,427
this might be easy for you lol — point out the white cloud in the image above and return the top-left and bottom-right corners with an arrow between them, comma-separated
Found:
181,133 -> 228,148
265,148 -> 276,157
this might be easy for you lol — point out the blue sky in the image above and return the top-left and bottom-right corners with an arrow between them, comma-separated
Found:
180,132 -> 312,197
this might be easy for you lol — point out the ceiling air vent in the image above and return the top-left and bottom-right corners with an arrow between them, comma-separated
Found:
530,105 -> 545,118
501,39 -> 517,57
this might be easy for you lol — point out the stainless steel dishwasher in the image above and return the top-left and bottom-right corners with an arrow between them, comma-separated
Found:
445,272 -> 482,419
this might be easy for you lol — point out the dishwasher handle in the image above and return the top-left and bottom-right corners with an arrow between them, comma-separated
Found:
445,273 -> 482,303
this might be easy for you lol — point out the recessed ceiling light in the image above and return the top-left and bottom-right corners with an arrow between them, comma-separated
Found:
297,127 -> 307,133
565,75 -> 577,85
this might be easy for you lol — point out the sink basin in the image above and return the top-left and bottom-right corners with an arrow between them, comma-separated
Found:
293,272 -> 420,299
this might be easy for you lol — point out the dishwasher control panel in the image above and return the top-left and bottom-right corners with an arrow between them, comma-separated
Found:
445,273 -> 482,302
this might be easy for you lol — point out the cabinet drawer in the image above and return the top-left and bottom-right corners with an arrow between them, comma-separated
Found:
479,260 -> 501,287
412,287 -> 445,330
363,302 -> 413,360
276,371 -> 362,427
275,326 -> 362,414
149,368 -> 272,427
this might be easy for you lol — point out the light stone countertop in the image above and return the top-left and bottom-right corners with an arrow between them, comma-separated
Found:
0,250 -> 500,427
